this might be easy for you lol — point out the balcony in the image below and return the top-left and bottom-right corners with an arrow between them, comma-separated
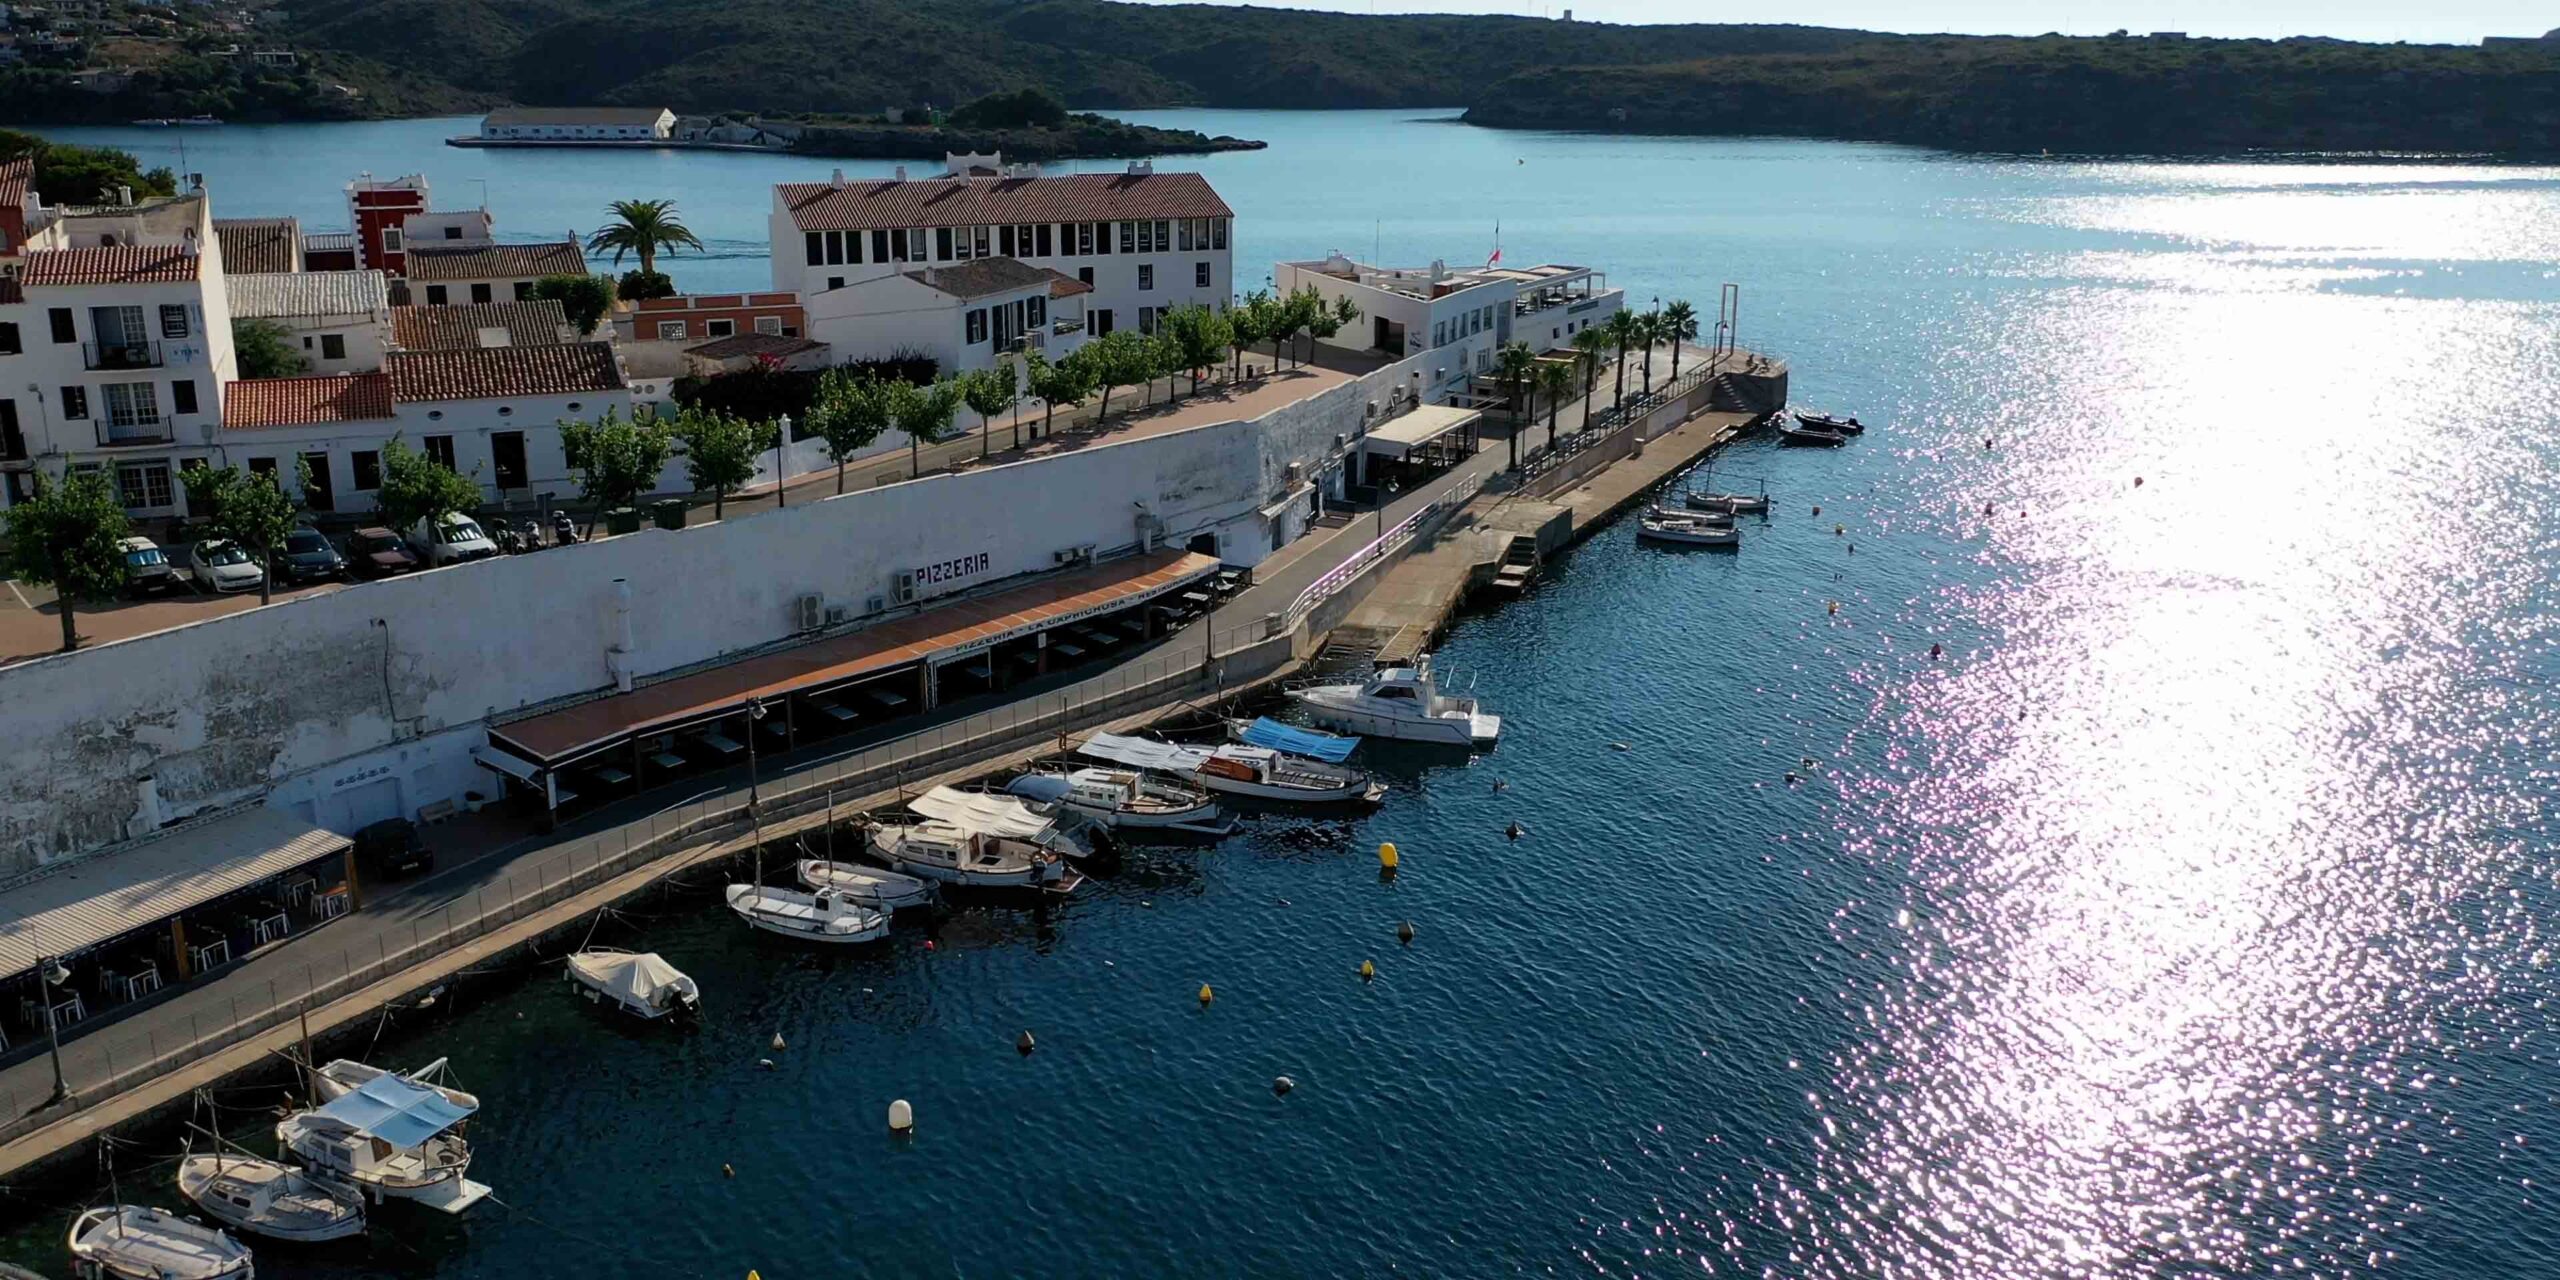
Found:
84,340 -> 162,371
1052,319 -> 1084,337
96,420 -> 173,448
0,426 -> 27,462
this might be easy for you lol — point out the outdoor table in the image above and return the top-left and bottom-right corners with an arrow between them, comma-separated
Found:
648,750 -> 688,772
693,731 -> 744,757
189,939 -> 228,972
1116,617 -> 1150,636
1083,628 -> 1122,648
812,699 -> 860,722
281,875 -> 318,907
1180,591 -> 1213,605
1050,641 -> 1086,659
959,658 -> 993,679
591,765 -> 634,787
317,888 -> 351,919
865,688 -> 911,709
251,912 -> 290,946
112,963 -> 162,1002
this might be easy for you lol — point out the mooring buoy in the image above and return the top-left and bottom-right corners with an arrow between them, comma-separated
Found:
1377,842 -> 1399,871
1359,959 -> 1376,982
1017,1031 -> 1036,1056
888,1099 -> 914,1134
1398,920 -> 1416,945
1198,983 -> 1215,1008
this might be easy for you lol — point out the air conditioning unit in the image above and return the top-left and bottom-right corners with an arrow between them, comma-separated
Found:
823,603 -> 852,625
1053,544 -> 1097,566
865,594 -> 887,615
1075,542 -> 1097,563
794,593 -> 823,631
891,571 -> 918,604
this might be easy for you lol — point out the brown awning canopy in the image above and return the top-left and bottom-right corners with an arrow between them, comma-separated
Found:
489,551 -> 1219,767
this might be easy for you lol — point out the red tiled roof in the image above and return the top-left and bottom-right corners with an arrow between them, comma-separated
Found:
405,240 -> 588,282
780,172 -> 1232,233
390,300 -> 570,351
214,217 -> 300,274
685,333 -> 825,360
0,156 -> 31,213
21,245 -> 202,286
1043,268 -> 1093,298
386,342 -> 625,403
222,373 -> 396,429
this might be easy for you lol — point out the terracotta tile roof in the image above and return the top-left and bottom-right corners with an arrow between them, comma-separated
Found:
1043,267 -> 1093,298
21,244 -> 202,286
405,240 -> 588,282
227,270 -> 387,319
222,373 -> 396,429
484,106 -> 670,126
685,333 -> 825,360
0,156 -> 31,213
387,342 -> 625,403
908,256 -> 1058,301
780,171 -> 1232,234
390,300 -> 570,351
214,216 -> 299,274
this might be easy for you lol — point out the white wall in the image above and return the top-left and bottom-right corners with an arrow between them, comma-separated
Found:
214,386 -> 661,512
270,312 -> 387,375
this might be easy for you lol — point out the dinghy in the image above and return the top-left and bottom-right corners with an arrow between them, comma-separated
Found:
1778,422 -> 1848,447
67,1206 -> 253,1280
725,884 -> 888,944
1008,769 -> 1234,836
1793,410 -> 1864,433
795,859 -> 937,910
176,1154 -> 365,1243
565,948 -> 700,1018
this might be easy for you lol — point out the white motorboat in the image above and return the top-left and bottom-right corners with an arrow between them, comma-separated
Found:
724,883 -> 889,944
795,858 -> 938,910
278,1064 -> 489,1214
1285,655 -> 1500,747
67,1206 -> 253,1280
1080,732 -> 1385,805
868,820 -> 1067,888
1794,409 -> 1864,434
1009,768 -> 1234,835
176,1155 -> 365,1243
308,1058 -> 479,1111
1638,513 -> 1741,547
1682,489 -> 1769,514
565,948 -> 700,1018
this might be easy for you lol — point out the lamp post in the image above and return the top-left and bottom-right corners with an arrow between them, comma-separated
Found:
745,697 -> 767,815
38,955 -> 71,1106
774,414 -> 792,509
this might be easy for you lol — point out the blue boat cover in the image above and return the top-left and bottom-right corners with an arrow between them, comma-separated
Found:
315,1073 -> 475,1148
1005,774 -> 1076,804
1239,718 -> 1359,762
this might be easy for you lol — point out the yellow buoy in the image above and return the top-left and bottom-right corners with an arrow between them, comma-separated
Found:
1198,983 -> 1215,1008
1378,841 -> 1399,870
750,1271 -> 761,1280
1358,959 -> 1376,982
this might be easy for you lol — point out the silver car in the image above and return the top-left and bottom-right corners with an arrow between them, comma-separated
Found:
187,538 -> 266,594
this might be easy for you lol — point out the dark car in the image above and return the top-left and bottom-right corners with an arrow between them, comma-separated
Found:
119,536 -> 180,597
346,526 -> 422,580
353,817 -> 433,879
280,526 -> 349,584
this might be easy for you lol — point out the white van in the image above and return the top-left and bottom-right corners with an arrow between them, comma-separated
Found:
411,512 -> 498,566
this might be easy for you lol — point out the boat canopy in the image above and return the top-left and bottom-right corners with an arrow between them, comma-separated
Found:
1237,717 -> 1360,762
313,1071 -> 476,1148
1079,732 -> 1212,774
908,786 -> 1056,840
573,950 -> 693,1010
1004,774 -> 1079,804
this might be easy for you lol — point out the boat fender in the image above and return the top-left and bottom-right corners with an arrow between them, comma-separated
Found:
771,1032 -> 787,1052
1377,842 -> 1399,870
2134,476 -> 2144,487
756,1058 -> 776,1070
1358,959 -> 1376,982
1017,1031 -> 1036,1056
723,1163 -> 735,1178
888,1099 -> 915,1134
1398,921 -> 1416,945
1930,643 -> 1943,660
1273,1075 -> 1295,1097
1199,983 -> 1216,1008
1505,821 -> 1524,840
1812,505 -> 1821,516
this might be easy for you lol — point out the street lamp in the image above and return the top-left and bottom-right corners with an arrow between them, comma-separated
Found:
744,697 -> 768,814
774,414 -> 793,509
38,955 -> 72,1105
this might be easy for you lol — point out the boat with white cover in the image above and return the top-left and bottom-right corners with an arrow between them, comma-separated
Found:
724,883 -> 888,944
868,820 -> 1067,887
67,1206 -> 253,1280
565,948 -> 700,1018
1286,655 -> 1501,747
1009,769 -> 1234,835
308,1058 -> 477,1110
1080,731 -> 1386,805
1638,512 -> 1741,547
176,1155 -> 365,1243
795,859 -> 937,910
277,1063 -> 489,1213
906,785 -> 1095,859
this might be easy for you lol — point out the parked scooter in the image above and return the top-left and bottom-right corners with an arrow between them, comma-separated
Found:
492,523 -> 522,555
550,510 -> 580,546
518,516 -> 544,551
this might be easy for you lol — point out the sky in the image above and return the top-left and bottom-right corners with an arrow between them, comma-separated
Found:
1147,0 -> 2551,44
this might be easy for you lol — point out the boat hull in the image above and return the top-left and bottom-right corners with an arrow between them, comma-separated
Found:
724,885 -> 889,943
68,1207 -> 254,1280
1639,520 -> 1740,547
1778,425 -> 1846,447
1193,772 -> 1386,805
1683,491 -> 1768,513
1793,411 -> 1863,434
794,859 -> 938,910
176,1157 -> 366,1243
1287,693 -> 1494,746
868,829 -> 1063,887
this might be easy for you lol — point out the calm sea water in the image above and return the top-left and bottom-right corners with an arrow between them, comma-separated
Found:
11,112 -> 2560,1279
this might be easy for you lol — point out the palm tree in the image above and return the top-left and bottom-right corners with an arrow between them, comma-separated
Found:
1604,309 -> 1642,416
1571,327 -> 1609,429
1635,309 -> 1664,397
1493,341 -> 1538,472
586,198 -> 705,280
1661,300 -> 1699,381
1535,359 -> 1575,454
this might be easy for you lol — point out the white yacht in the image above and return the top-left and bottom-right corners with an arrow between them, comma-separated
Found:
176,1155 -> 365,1243
867,820 -> 1067,888
1079,732 -> 1385,805
724,883 -> 889,944
1008,768 -> 1234,835
565,948 -> 701,1019
277,1065 -> 490,1213
795,858 -> 938,911
1285,655 -> 1501,747
67,1206 -> 253,1280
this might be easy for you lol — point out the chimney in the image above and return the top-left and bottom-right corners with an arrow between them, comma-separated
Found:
829,167 -> 848,189
132,775 -> 163,837
607,578 -> 636,693
115,184 -> 132,206
893,165 -> 908,183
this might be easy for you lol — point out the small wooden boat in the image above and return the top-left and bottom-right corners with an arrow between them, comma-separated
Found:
176,1154 -> 366,1243
1079,732 -> 1387,805
1638,514 -> 1740,547
795,859 -> 937,910
280,1062 -> 490,1214
725,884 -> 888,944
1778,423 -> 1848,447
565,949 -> 700,1019
1008,769 -> 1234,836
1655,504 -> 1733,527
869,821 -> 1067,888
1793,410 -> 1863,434
67,1206 -> 253,1280
1682,490 -> 1769,514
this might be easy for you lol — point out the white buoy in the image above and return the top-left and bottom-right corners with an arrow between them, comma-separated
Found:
771,1032 -> 787,1052
1272,1075 -> 1295,1097
888,1099 -> 915,1133
756,1058 -> 776,1070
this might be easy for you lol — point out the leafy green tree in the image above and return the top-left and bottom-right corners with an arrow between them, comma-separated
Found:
559,407 -> 674,528
1161,304 -> 1233,397
1140,331 -> 1181,406
1661,300 -> 1700,380
181,462 -> 302,604
230,318 -> 307,379
807,368 -> 892,493
1307,291 -> 1360,361
4,470 -> 131,652
531,274 -> 617,337
1228,291 -> 1282,381
1536,358 -> 1576,453
0,130 -> 175,206
949,88 -> 1069,129
1024,348 -> 1094,443
961,361 -> 1019,459
1603,308 -> 1642,415
586,198 -> 704,281
672,406 -> 779,520
375,437 -> 484,536
882,376 -> 962,478
1081,330 -> 1152,426
617,270 -> 677,301
1493,341 -> 1538,471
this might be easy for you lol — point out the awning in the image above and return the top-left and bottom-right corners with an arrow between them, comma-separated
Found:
1363,405 -> 1481,458
489,550 -> 1220,767
314,1071 -> 476,1147
0,807 -> 350,982
470,744 -> 541,783
1237,717 -> 1361,762
909,785 -> 1059,840
1079,732 -> 1211,774
1259,481 -> 1316,521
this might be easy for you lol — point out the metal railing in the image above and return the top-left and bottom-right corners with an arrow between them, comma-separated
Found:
1517,359 -> 1719,487
82,340 -> 162,371
1279,469 -> 1489,634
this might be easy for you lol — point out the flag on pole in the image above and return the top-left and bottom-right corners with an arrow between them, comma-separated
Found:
1487,220 -> 1501,266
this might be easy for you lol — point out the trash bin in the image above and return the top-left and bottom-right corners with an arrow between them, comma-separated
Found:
604,506 -> 643,536
651,499 -> 687,530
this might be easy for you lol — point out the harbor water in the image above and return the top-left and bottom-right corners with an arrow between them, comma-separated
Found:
7,111 -> 2560,1278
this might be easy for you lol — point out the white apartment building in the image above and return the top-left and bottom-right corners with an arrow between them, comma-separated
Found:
0,187 -> 236,514
772,157 -> 1230,356
803,256 -> 1084,374
1274,253 -> 1624,398
479,107 -> 676,142
226,270 -> 390,374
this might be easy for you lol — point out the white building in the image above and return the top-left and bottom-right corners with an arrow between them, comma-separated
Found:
478,106 -> 676,142
803,256 -> 1081,374
226,270 -> 390,375
772,156 -> 1229,350
1274,254 -> 1623,399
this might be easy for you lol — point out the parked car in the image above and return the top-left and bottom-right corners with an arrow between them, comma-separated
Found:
279,525 -> 349,584
346,527 -> 422,579
186,538 -> 265,594
119,536 -> 180,597
353,816 -> 433,879
410,513 -> 497,566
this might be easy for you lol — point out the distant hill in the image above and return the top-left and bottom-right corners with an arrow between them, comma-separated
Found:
1460,35 -> 2560,154
278,0 -> 1885,113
